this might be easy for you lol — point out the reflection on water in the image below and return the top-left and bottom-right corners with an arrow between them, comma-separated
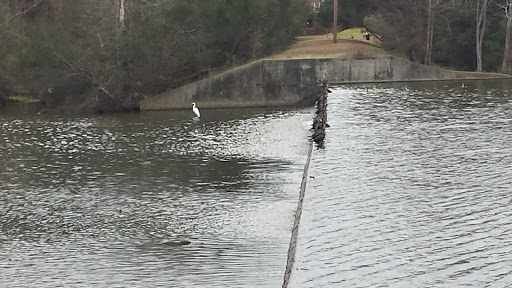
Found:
0,107 -> 311,287
291,80 -> 512,287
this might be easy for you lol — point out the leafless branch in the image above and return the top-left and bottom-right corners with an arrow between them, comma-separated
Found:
496,0 -> 512,18
48,44 -> 94,82
0,0 -> 44,27
98,87 -> 115,100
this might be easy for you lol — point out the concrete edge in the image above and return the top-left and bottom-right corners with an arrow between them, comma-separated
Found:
330,76 -> 512,85
140,56 -> 512,111
282,142 -> 314,288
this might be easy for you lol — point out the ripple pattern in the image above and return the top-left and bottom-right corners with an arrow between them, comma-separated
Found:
0,107 -> 311,288
291,80 -> 512,287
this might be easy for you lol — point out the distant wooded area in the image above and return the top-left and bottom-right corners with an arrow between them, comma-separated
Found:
0,0 -> 310,112
320,0 -> 512,74
1,0 -> 511,113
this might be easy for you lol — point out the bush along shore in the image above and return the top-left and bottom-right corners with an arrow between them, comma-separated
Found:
0,0 -> 311,114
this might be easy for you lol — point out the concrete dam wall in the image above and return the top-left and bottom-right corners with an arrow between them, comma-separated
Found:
139,56 -> 486,111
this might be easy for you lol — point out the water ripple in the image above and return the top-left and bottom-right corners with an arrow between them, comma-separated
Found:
0,107 -> 311,287
291,80 -> 512,288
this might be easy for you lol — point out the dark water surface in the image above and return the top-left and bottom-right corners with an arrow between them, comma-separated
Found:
291,80 -> 512,287
0,107 -> 312,287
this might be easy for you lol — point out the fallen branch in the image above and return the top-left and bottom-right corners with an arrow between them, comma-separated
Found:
98,87 -> 115,100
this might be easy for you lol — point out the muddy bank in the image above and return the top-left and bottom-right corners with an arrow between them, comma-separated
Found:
1,80 -> 142,115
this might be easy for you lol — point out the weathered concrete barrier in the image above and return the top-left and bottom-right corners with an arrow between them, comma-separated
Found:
140,56 -> 509,111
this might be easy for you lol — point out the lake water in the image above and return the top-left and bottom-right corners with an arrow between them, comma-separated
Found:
290,80 -> 512,287
3,79 -> 512,288
0,107 -> 312,287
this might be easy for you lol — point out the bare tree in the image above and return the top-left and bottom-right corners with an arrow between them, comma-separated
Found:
476,0 -> 491,71
425,0 -> 434,65
2,0 -> 43,26
3,0 -> 309,112
367,0 -> 427,63
333,0 -> 338,43
118,0 -> 125,30
369,0 -> 459,66
424,0 -> 455,65
497,0 -> 512,73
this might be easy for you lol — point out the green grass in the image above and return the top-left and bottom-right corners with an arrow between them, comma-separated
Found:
337,27 -> 366,40
8,96 -> 39,103
337,27 -> 381,48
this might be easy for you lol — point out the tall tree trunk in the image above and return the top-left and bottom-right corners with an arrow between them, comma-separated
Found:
476,0 -> 489,72
428,15 -> 434,65
424,0 -> 434,65
500,0 -> 512,73
118,0 -> 125,30
333,0 -> 338,43
503,16 -> 512,73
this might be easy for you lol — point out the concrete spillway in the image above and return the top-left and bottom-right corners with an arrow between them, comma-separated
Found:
140,56 -> 507,111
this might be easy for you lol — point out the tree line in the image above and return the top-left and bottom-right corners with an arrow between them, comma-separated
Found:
319,0 -> 512,73
2,0 -> 511,112
0,0 -> 310,112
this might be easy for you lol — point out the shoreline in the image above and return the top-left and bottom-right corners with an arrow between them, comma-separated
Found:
2,34 -> 511,115
140,56 -> 511,112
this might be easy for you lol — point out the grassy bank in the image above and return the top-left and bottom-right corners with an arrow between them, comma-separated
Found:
271,28 -> 511,80
269,28 -> 385,59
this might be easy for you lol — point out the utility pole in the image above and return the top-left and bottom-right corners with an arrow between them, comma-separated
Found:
333,0 -> 338,43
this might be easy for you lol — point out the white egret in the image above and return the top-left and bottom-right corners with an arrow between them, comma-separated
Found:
192,102 -> 200,118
